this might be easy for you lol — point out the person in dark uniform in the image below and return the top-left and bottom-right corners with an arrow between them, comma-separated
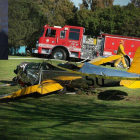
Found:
0,32 -> 8,60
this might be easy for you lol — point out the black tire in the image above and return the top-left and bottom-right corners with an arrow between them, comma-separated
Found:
125,57 -> 129,67
57,86 -> 67,94
51,48 -> 67,60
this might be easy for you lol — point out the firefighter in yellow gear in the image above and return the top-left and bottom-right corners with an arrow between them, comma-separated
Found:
114,40 -> 127,68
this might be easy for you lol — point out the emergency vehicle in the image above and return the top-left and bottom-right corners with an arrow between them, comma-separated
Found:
32,24 -> 140,67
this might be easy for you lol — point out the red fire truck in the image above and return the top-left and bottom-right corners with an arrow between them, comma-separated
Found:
100,33 -> 140,67
32,24 -> 140,67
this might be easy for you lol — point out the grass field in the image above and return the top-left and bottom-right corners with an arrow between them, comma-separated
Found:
0,57 -> 140,140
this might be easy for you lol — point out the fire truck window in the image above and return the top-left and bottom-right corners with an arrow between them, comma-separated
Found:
39,29 -> 44,37
50,29 -> 56,37
45,29 -> 56,38
60,31 -> 65,39
69,28 -> 80,40
70,28 -> 80,32
69,32 -> 80,40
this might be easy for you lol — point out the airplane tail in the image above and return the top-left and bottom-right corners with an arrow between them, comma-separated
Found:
120,47 -> 140,88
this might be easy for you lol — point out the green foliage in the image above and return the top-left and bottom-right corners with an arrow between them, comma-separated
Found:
131,0 -> 140,7
9,0 -> 47,48
74,3 -> 140,37
38,0 -> 75,26
8,0 -> 140,49
119,3 -> 140,37
73,9 -> 92,29
80,0 -> 114,11
8,0 -> 76,49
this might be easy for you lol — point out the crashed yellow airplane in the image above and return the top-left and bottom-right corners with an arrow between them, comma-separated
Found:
1,47 -> 140,99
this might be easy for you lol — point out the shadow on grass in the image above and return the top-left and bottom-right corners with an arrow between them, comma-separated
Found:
0,92 -> 55,103
0,90 -> 140,140
98,90 -> 128,101
0,80 -> 15,85
0,86 -> 77,103
0,89 -> 128,103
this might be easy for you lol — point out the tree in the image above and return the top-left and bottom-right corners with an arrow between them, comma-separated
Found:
74,2 -> 140,37
38,0 -> 76,26
81,0 -> 89,9
80,0 -> 114,11
131,0 -> 140,7
9,0 -> 47,49
73,9 -> 93,33
120,3 -> 140,37
8,0 -> 76,50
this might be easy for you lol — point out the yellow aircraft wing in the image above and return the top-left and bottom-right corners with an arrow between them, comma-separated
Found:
37,82 -> 63,95
0,82 -> 63,99
120,80 -> 140,89
0,76 -> 82,99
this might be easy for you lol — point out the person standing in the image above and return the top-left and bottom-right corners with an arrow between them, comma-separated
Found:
114,40 -> 127,68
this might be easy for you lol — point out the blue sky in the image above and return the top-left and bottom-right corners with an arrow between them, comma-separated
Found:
72,0 -> 131,7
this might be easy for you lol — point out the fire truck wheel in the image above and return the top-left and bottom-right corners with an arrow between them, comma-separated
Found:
121,57 -> 129,68
51,48 -> 67,60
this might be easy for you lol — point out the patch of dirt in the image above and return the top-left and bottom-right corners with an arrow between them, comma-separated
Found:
124,96 -> 140,101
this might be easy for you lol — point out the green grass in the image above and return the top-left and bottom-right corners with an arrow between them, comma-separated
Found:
0,58 -> 64,80
0,94 -> 140,140
0,57 -> 140,140
9,55 -> 33,58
